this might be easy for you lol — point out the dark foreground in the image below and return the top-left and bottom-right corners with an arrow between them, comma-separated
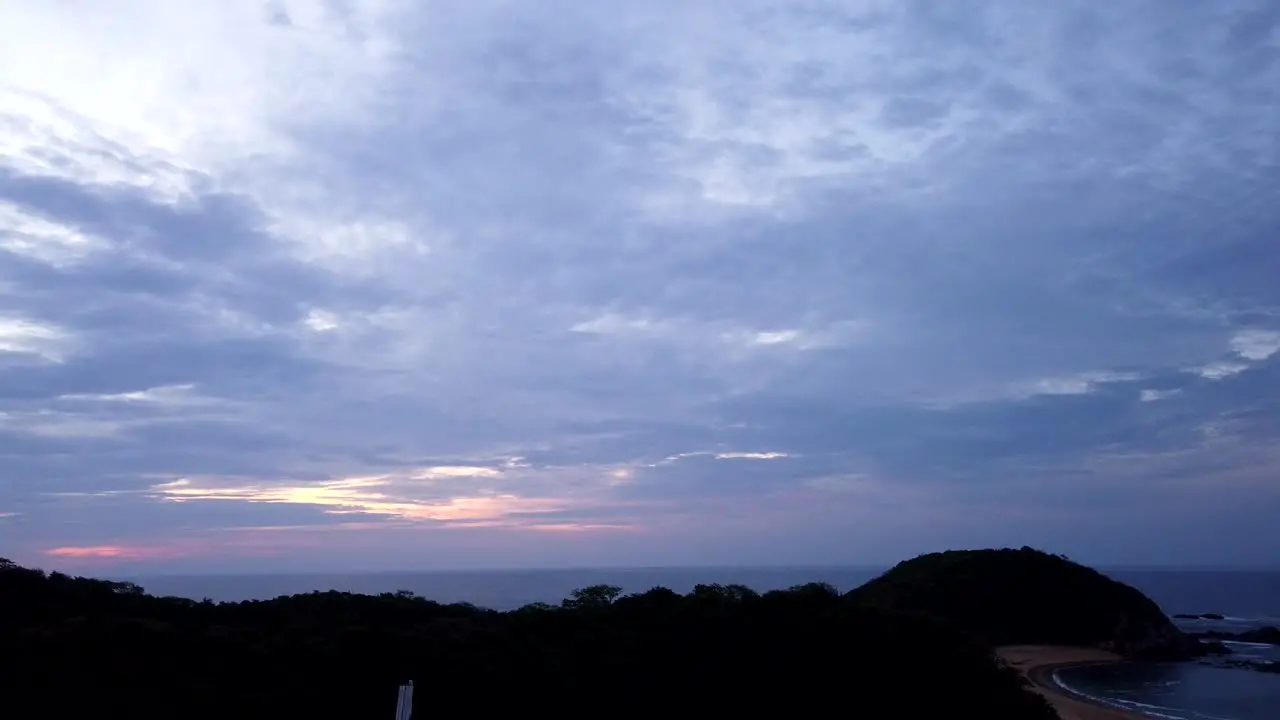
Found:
0,559 -> 1055,719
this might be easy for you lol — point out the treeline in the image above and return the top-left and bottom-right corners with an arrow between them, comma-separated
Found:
0,558 -> 1057,719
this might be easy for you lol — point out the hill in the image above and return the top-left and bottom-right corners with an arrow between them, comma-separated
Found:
845,547 -> 1201,659
0,558 -> 1055,719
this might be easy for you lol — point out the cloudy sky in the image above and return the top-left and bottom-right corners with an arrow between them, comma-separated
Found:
1,0 -> 1278,574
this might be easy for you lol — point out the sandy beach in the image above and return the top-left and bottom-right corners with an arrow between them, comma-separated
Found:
997,646 -> 1142,720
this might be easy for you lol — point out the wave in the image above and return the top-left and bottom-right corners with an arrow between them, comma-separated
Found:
1050,671 -> 1236,720
1107,698 -> 1236,720
1050,670 -> 1176,718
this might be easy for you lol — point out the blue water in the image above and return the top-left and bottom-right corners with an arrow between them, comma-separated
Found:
1055,662 -> 1280,720
1050,571 -> 1280,720
128,567 -> 1280,719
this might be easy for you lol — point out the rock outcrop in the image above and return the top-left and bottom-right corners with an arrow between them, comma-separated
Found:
1191,626 -> 1280,646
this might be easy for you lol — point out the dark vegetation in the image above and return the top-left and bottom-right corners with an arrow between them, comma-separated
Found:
847,547 -> 1204,659
2,548 -> 1190,719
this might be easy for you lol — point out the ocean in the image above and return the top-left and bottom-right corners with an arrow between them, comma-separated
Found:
1050,571 -> 1280,720
127,567 -> 1280,720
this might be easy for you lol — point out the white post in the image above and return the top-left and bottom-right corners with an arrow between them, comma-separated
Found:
394,681 -> 413,720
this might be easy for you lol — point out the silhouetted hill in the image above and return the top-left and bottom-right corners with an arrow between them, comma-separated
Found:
846,547 -> 1201,659
0,557 -> 1056,719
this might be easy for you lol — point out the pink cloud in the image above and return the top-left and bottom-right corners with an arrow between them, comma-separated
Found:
519,523 -> 638,533
43,534 -> 306,565
45,544 -> 191,561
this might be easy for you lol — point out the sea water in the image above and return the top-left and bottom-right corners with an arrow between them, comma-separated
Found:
1050,571 -> 1280,720
129,567 -> 1280,719
1055,659 -> 1280,720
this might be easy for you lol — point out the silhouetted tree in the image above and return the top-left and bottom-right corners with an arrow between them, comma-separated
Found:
561,584 -> 622,609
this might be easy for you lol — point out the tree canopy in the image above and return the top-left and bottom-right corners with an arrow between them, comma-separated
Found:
846,546 -> 1198,658
0,557 -> 1058,719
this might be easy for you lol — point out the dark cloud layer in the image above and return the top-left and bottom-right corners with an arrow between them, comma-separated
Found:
1,0 -> 1278,571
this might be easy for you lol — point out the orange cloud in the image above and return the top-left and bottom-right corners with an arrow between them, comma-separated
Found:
149,475 -> 576,525
45,544 -> 190,560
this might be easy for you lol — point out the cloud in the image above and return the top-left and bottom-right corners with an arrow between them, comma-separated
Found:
0,200 -> 103,266
1019,371 -> 1144,399
1139,388 -> 1180,403
1231,329 -> 1280,361
753,330 -> 802,345
0,317 -> 70,361
413,466 -> 503,479
0,1 -> 404,193
2,0 -> 1279,569
569,313 -> 863,355
57,384 -> 220,407
1197,361 -> 1252,380
46,544 -> 190,560
146,470 -> 601,529
1190,330 -> 1280,380
302,310 -> 340,332
0,409 -> 129,438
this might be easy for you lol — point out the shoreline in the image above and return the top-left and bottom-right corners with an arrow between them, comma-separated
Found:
997,646 -> 1144,720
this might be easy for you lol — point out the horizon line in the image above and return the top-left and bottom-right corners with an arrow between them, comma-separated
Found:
112,562 -> 1280,579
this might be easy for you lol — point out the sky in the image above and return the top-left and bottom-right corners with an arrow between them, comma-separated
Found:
1,0 -> 1278,574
